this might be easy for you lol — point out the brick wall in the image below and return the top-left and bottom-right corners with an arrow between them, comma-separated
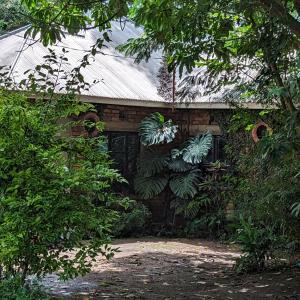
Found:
71,103 -> 223,223
100,104 -> 220,135
71,103 -> 221,136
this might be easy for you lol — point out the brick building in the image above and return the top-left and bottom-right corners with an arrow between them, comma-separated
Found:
0,22 -> 263,221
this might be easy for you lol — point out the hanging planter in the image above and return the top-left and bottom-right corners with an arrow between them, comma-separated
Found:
81,112 -> 100,137
251,121 -> 273,143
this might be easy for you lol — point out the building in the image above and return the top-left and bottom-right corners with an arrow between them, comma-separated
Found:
0,22 -> 263,222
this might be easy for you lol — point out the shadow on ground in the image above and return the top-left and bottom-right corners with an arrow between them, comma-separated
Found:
44,238 -> 300,300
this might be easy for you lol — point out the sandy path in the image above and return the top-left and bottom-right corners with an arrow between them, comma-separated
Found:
42,237 -> 300,299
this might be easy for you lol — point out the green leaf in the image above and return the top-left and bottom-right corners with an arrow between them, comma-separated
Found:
137,150 -> 167,177
169,169 -> 200,199
182,133 -> 213,164
167,157 -> 194,172
139,112 -> 178,146
134,175 -> 168,199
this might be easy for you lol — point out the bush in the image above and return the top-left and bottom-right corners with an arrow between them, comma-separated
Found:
234,217 -> 290,273
222,109 -> 300,271
113,200 -> 151,237
0,90 -> 124,282
0,276 -> 48,300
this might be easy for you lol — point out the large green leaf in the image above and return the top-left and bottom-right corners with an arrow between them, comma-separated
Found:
167,156 -> 194,172
134,175 -> 168,199
169,169 -> 201,199
139,112 -> 178,146
182,133 -> 213,164
137,150 -> 168,177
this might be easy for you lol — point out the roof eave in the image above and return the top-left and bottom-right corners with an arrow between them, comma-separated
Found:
79,94 -> 271,110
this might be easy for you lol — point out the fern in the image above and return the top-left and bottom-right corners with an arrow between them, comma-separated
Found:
137,150 -> 168,177
169,169 -> 200,199
134,175 -> 168,199
182,133 -> 213,164
139,112 -> 178,146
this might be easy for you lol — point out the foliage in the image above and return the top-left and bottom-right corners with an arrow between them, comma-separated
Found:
0,276 -> 48,300
113,199 -> 152,237
0,50 -> 126,284
139,112 -> 178,146
234,217 -> 286,273
219,108 -> 300,271
120,0 -> 300,112
0,0 -> 28,34
21,0 -> 129,46
134,175 -> 169,200
0,89 -> 123,283
135,113 -> 212,201
134,113 -> 230,237
175,162 -> 231,238
231,111 -> 300,240
181,134 -> 213,164
169,170 -> 200,199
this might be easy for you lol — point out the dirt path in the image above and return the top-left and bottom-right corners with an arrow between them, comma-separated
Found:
43,237 -> 300,299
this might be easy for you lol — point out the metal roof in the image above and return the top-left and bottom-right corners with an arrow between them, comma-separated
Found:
0,22 -> 263,109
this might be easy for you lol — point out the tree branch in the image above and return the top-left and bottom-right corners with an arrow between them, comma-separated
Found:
258,0 -> 300,37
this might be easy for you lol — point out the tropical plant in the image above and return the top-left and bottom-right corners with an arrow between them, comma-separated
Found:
134,126 -> 212,201
291,202 -> 300,217
174,161 -> 231,238
135,113 -> 214,228
112,199 -> 152,237
139,112 -> 178,146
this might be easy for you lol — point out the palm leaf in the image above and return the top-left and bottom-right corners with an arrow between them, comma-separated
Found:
134,175 -> 168,199
182,133 -> 213,164
137,150 -> 168,177
139,112 -> 178,146
169,169 -> 201,199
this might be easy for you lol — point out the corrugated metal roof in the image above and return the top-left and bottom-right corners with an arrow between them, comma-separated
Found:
0,22 -> 262,108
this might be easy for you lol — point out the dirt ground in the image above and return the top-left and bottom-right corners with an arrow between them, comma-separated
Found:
43,237 -> 300,300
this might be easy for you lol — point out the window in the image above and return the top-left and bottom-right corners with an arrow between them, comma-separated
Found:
205,135 -> 226,163
105,132 -> 140,178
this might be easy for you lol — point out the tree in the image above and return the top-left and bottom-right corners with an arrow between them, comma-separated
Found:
120,0 -> 300,112
0,0 -> 28,34
20,1 -> 300,112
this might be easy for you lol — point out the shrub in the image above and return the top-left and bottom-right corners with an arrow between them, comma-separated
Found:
0,90 -> 124,283
0,276 -> 48,300
234,217 -> 288,273
113,200 -> 152,237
